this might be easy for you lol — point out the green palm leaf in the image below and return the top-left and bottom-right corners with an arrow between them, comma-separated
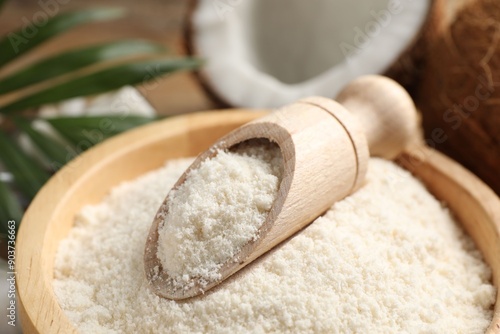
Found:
0,130 -> 49,199
47,115 -> 157,148
0,40 -> 166,94
14,117 -> 73,171
0,180 -> 23,235
1,57 -> 201,112
0,7 -> 125,67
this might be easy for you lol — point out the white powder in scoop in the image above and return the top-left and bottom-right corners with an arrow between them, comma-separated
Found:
53,158 -> 496,334
157,142 -> 283,288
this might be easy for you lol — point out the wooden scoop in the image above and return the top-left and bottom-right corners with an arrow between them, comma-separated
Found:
144,75 -> 417,300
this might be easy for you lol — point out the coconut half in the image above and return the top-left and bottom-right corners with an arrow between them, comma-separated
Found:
186,0 -> 434,108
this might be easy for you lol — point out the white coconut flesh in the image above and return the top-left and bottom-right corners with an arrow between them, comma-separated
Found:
191,0 -> 430,108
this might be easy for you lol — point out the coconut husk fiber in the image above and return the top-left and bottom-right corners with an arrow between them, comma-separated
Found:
385,0 -> 444,95
416,0 -> 500,194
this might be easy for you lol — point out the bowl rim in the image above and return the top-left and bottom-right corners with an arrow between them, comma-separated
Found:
16,110 -> 500,333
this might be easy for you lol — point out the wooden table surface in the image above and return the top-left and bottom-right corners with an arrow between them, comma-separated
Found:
0,0 -> 218,116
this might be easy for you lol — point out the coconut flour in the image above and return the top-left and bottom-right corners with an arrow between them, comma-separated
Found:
54,158 -> 495,334
156,142 -> 283,289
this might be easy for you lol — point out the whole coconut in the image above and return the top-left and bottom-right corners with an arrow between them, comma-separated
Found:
416,0 -> 500,194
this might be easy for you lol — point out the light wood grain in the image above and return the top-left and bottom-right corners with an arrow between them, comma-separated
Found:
145,75 -> 417,299
336,75 -> 418,159
17,110 -> 500,333
144,99 -> 368,299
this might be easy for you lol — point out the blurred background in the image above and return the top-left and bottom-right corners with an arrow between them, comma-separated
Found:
0,0 -> 216,115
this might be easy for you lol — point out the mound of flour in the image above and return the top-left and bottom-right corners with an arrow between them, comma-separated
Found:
156,143 -> 282,289
53,158 -> 495,334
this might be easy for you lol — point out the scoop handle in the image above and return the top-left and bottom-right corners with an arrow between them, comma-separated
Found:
335,75 -> 417,160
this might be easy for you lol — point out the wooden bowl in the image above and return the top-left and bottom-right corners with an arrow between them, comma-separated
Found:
16,111 -> 500,333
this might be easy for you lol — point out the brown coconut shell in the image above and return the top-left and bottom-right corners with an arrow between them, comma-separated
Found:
183,0 -> 441,107
416,0 -> 500,195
